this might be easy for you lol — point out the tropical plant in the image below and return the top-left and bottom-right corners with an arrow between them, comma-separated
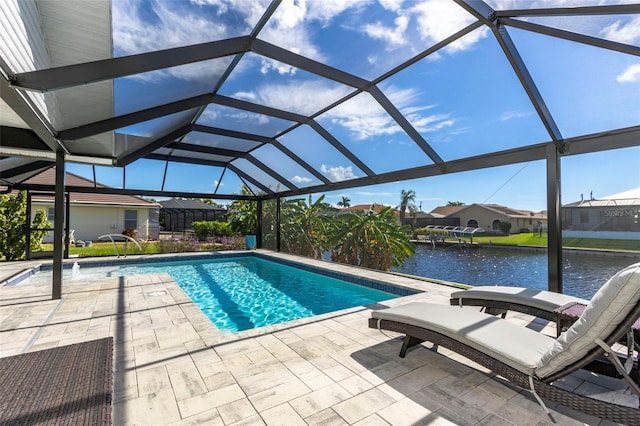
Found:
280,194 -> 331,259
226,185 -> 257,235
398,189 -> 416,226
0,191 -> 51,260
30,210 -> 50,252
337,196 -> 351,208
446,201 -> 466,206
328,206 -> 415,271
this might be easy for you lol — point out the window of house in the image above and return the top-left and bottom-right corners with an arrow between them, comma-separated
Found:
467,219 -> 478,228
580,211 -> 589,224
124,210 -> 138,230
492,219 -> 501,230
47,208 -> 55,223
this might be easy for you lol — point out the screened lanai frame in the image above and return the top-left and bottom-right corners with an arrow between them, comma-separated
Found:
0,0 -> 639,299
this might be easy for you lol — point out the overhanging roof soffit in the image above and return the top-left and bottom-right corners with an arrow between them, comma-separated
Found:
11,37 -> 252,92
0,73 -> 61,152
0,160 -> 53,180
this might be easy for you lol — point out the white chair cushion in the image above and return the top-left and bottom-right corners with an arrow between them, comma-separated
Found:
451,286 -> 589,312
536,262 -> 640,379
372,302 -> 555,375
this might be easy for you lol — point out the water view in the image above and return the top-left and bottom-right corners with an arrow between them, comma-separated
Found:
393,245 -> 638,299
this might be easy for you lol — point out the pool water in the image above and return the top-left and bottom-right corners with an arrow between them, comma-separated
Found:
28,257 -> 397,333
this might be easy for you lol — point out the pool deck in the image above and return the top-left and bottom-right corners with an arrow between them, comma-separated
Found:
0,250 -> 634,425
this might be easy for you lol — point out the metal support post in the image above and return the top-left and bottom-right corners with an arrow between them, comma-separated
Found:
52,152 -> 65,300
546,143 -> 562,293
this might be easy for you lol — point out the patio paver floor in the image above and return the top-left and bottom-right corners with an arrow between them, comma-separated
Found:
0,252 -> 633,425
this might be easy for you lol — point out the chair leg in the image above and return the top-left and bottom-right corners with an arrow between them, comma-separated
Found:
399,335 -> 424,358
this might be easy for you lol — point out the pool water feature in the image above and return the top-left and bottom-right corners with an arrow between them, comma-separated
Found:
24,256 -> 402,333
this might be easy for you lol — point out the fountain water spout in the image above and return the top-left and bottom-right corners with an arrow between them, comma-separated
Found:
71,262 -> 80,279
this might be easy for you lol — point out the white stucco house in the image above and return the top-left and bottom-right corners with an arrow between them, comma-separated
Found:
25,169 -> 160,243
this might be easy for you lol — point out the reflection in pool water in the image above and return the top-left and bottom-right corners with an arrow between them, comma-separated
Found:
392,245 -> 638,299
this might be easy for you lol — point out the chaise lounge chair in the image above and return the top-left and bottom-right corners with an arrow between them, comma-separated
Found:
369,262 -> 640,424
449,285 -> 589,322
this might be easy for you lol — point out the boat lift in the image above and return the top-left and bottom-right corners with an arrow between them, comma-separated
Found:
422,225 -> 485,245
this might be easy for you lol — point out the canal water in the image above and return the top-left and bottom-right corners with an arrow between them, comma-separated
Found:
392,245 -> 638,299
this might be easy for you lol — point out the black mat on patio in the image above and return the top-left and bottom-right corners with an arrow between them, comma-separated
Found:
0,337 -> 113,425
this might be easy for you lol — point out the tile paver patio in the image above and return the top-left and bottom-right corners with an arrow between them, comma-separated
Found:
0,251 -> 634,425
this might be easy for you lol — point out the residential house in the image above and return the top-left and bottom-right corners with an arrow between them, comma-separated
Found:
562,188 -> 639,240
430,203 -> 547,234
25,169 -> 160,242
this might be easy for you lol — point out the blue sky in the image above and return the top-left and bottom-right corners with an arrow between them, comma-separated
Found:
66,0 -> 640,212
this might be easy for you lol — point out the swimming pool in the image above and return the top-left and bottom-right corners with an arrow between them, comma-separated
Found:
21,255 -> 407,333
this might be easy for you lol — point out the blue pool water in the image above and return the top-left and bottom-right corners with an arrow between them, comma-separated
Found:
29,256 -> 398,333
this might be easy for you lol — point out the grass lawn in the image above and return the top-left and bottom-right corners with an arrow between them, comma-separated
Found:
36,240 -> 235,258
473,233 -> 639,252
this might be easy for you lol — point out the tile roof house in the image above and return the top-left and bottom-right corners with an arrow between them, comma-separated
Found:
430,203 -> 547,234
23,168 -> 160,243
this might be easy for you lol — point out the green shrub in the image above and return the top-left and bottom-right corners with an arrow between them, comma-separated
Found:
192,221 -> 233,241
0,191 -> 51,260
498,221 -> 512,235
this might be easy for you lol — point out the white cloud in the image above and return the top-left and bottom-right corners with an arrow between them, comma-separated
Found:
411,0 -> 489,53
379,0 -> 403,12
498,110 -> 532,121
321,164 -> 357,181
113,0 -> 238,83
363,15 -> 409,47
322,85 -> 454,140
291,175 -> 312,183
233,91 -> 258,101
213,180 -> 224,186
236,80 -> 353,116
356,191 -> 393,197
616,64 -> 640,83
601,16 -> 640,45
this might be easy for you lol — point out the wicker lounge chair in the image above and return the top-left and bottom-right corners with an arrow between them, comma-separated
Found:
449,285 -> 589,321
369,262 -> 640,424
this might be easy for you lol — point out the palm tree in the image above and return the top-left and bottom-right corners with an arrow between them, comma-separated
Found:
398,189 -> 416,226
337,196 -> 351,208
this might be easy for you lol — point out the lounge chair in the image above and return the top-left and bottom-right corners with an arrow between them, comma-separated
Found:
369,262 -> 640,424
449,285 -> 589,322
